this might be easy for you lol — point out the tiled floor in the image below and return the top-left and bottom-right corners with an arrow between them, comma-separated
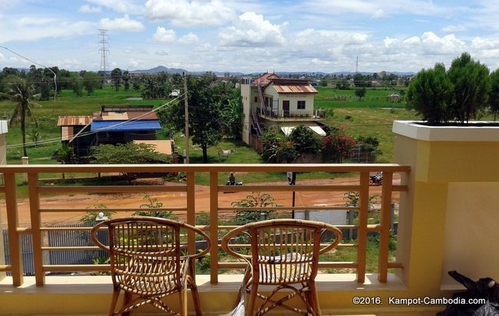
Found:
331,313 -> 437,316
207,311 -> 439,316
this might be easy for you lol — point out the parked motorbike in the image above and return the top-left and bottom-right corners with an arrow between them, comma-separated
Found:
226,180 -> 243,186
224,180 -> 243,194
369,172 -> 383,186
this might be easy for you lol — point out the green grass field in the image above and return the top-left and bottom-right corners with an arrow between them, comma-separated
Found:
0,84 -> 419,165
314,86 -> 417,162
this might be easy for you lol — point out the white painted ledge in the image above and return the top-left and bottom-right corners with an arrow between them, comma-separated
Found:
392,120 -> 499,142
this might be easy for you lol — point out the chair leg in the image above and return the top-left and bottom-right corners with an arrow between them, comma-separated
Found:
179,288 -> 188,316
247,283 -> 259,316
188,279 -> 203,315
109,288 -> 120,316
307,282 -> 321,316
121,292 -> 133,316
187,261 -> 203,316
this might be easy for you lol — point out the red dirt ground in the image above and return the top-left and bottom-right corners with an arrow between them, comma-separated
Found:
0,176 -> 400,228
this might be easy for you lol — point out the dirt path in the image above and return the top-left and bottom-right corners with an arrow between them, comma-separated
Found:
0,176 -> 399,227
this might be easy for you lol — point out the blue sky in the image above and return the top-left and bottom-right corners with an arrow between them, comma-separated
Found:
1,0 -> 499,74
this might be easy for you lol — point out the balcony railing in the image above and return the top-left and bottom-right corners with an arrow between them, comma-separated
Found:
256,107 -> 326,120
0,163 -> 409,289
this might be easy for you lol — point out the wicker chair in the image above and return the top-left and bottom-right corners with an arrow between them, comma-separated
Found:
91,217 -> 211,316
221,219 -> 342,316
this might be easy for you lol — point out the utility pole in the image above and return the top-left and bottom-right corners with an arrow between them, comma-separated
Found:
98,29 -> 110,81
183,72 -> 189,164
287,172 -> 296,218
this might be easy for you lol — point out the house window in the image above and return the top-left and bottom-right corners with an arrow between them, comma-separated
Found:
254,96 -> 258,103
297,100 -> 306,109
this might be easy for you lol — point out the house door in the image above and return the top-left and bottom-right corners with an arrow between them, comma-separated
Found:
283,101 -> 290,117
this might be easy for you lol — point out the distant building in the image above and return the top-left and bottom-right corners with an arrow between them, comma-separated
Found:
240,73 -> 326,151
57,105 -> 163,161
91,105 -> 161,145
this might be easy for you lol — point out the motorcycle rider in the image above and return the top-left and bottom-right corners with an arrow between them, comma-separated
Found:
228,172 -> 236,185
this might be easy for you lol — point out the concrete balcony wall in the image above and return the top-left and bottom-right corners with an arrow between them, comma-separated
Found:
393,120 -> 499,291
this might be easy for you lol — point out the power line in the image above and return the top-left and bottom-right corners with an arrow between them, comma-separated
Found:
0,45 -> 58,101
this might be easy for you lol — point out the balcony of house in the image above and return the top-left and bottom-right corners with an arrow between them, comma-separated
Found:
0,160 -> 480,315
256,106 -> 326,122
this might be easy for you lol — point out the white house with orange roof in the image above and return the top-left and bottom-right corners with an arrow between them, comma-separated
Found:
240,73 -> 326,149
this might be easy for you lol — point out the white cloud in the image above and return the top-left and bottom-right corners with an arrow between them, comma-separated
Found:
0,15 -> 96,43
6,1 -> 499,73
85,0 -> 144,15
99,15 -> 144,32
128,57 -> 144,68
179,32 -> 199,44
442,25 -> 468,33
383,32 -> 466,57
0,1 -> 14,10
307,0 -> 447,18
420,32 -> 465,55
153,27 -> 176,43
79,5 -> 102,14
219,12 -> 286,47
145,0 -> 235,27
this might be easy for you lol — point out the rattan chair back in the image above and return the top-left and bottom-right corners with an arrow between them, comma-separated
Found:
91,216 -> 210,316
221,219 -> 342,316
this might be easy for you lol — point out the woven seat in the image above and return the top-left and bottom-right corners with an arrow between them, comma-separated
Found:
221,219 -> 342,316
91,217 -> 210,316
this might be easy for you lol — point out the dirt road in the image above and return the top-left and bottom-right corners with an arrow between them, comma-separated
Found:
0,176 -> 399,228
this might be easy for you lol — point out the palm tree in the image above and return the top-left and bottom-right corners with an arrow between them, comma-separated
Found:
3,76 -> 39,157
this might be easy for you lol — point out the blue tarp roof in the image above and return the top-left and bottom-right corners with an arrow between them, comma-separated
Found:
91,120 -> 161,132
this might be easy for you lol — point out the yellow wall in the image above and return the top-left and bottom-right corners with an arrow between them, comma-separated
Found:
393,120 -> 499,288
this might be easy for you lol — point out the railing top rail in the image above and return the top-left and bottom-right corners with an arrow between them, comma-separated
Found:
0,163 -> 410,173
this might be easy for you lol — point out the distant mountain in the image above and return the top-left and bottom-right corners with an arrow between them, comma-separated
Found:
129,65 -> 246,77
129,66 -> 414,77
130,65 -> 186,75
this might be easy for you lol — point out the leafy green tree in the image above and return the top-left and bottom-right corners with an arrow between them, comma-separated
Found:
57,143 -> 76,164
288,125 -> 322,155
220,88 -> 243,139
355,135 -> 382,161
132,195 -> 179,220
162,73 -> 232,162
408,53 -> 490,124
27,65 -> 57,101
231,192 -> 279,225
110,68 -> 122,91
70,73 -> 84,97
353,73 -> 366,87
91,143 -> 172,182
447,52 -> 490,123
82,72 -> 101,95
406,63 -> 453,124
488,69 -> 499,120
91,143 -> 171,164
122,70 -> 130,92
2,75 -> 39,157
28,129 -> 41,147
260,126 -> 298,163
187,73 -> 223,162
322,126 -> 356,163
354,87 -> 366,100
